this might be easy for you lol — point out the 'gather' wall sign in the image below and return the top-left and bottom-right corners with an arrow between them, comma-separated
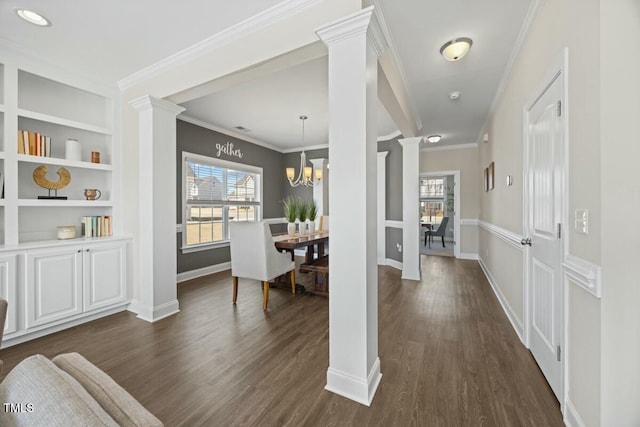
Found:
216,142 -> 243,159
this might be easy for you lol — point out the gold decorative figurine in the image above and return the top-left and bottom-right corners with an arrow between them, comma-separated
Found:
33,165 -> 71,199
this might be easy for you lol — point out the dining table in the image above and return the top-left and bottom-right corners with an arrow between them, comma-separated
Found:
272,230 -> 329,262
272,230 -> 330,295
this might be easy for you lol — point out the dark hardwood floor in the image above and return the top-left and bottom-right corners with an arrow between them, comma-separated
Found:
0,256 -> 563,426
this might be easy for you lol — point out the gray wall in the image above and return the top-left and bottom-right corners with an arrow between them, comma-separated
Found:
176,120 -> 285,273
378,137 -> 403,261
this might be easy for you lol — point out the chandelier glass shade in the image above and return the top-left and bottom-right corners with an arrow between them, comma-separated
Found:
286,116 -> 322,187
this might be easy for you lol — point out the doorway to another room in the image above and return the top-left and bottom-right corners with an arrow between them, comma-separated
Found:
419,172 -> 460,258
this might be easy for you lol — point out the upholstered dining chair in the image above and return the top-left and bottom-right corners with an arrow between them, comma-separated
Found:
229,222 -> 296,310
424,217 -> 450,248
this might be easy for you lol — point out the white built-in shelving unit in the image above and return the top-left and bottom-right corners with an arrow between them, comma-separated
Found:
0,55 -> 128,347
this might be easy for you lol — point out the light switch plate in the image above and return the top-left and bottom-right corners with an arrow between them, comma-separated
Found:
574,209 -> 589,235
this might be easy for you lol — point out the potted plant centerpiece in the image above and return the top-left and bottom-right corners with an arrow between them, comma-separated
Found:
297,198 -> 308,234
307,200 -> 318,234
283,196 -> 298,236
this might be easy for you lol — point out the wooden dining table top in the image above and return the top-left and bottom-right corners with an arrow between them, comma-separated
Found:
272,230 -> 329,250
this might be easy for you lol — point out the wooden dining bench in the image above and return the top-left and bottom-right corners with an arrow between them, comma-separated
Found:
299,255 -> 329,296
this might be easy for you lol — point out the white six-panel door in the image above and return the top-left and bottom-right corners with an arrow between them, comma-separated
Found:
525,72 -> 564,402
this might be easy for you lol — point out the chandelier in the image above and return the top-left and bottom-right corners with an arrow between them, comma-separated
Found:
286,115 -> 322,187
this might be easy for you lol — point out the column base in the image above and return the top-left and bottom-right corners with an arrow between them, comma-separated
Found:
325,357 -> 382,406
128,299 -> 180,323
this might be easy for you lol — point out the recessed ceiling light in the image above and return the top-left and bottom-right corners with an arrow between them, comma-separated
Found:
440,37 -> 472,61
16,9 -> 50,26
426,135 -> 442,144
449,91 -> 461,100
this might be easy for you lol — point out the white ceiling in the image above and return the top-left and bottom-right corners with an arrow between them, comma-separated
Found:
0,0 -> 533,150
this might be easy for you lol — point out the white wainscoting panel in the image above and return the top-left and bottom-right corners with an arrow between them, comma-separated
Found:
478,257 -> 525,343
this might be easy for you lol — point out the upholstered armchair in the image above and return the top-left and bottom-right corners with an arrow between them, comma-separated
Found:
229,222 -> 295,310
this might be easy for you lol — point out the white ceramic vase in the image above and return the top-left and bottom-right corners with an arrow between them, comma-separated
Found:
287,222 -> 296,236
307,220 -> 315,234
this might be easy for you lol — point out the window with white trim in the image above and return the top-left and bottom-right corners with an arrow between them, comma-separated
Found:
420,177 -> 446,226
182,152 -> 262,251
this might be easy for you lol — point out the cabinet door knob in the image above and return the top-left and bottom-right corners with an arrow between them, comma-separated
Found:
86,249 -> 90,252
77,249 -> 81,253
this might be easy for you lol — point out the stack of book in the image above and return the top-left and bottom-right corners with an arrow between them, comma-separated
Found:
18,130 -> 52,157
81,216 -> 112,237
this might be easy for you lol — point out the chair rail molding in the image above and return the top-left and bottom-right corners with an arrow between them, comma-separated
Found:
562,254 -> 601,298
479,220 -> 523,250
385,220 -> 403,229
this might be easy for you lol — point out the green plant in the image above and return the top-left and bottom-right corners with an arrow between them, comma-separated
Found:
307,200 -> 318,221
282,196 -> 298,223
297,199 -> 308,222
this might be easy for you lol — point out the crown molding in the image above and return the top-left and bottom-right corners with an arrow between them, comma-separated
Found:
377,129 -> 401,142
476,0 -> 541,144
282,144 -> 329,154
420,142 -> 479,152
177,115 -> 283,153
315,6 -> 374,46
130,95 -> 185,115
118,0 -> 322,91
367,7 -> 390,56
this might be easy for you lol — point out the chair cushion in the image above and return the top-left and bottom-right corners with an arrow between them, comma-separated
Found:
0,354 -> 118,427
52,353 -> 163,427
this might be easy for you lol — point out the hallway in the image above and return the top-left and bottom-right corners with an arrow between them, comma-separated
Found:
0,257 -> 563,426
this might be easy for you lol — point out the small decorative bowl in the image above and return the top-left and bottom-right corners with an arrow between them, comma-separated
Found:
57,225 -> 76,240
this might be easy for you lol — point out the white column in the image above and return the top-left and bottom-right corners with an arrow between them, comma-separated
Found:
316,6 -> 382,406
309,158 -> 329,215
399,137 -> 422,281
129,95 -> 185,322
377,151 -> 389,265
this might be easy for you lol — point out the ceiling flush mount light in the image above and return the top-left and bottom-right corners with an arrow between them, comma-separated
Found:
426,135 -> 442,144
16,9 -> 50,26
440,37 -> 472,61
286,115 -> 322,187
449,91 -> 461,100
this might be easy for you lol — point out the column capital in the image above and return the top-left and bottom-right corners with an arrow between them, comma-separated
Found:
398,136 -> 423,147
315,6 -> 374,46
129,95 -> 185,116
377,151 -> 389,158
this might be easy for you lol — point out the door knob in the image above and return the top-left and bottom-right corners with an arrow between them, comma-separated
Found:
520,237 -> 532,246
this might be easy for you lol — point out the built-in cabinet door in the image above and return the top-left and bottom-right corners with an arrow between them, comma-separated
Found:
83,242 -> 126,311
0,254 -> 18,335
26,246 -> 83,329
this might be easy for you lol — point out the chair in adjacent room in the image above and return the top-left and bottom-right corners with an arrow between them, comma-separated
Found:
424,217 -> 450,248
229,221 -> 296,310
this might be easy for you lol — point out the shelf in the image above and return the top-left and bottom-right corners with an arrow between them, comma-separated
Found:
0,235 -> 130,252
17,154 -> 112,171
18,109 -> 112,135
0,199 -> 5,207
18,199 -> 112,207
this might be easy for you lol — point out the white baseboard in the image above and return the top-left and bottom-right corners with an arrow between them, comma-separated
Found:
564,398 -> 587,427
2,304 -> 129,348
458,252 -> 479,260
177,262 -> 231,283
478,257 -> 525,343
129,299 -> 180,323
385,258 -> 403,271
325,357 -> 382,406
